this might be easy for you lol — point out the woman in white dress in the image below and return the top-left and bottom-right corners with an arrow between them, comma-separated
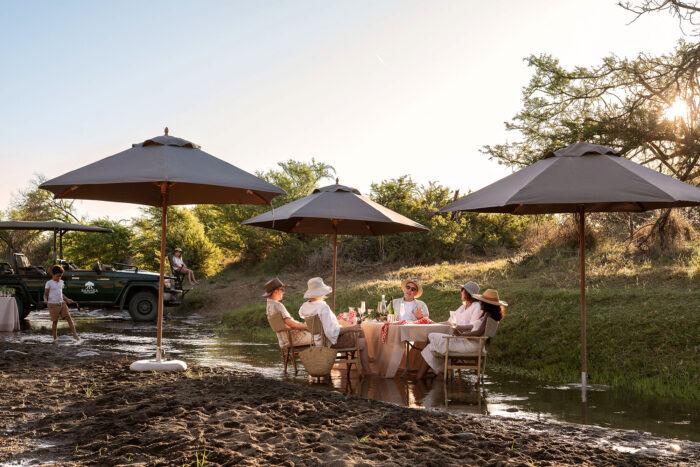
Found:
417,289 -> 507,379
446,281 -> 481,327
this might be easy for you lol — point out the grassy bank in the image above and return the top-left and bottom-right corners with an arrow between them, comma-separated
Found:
196,242 -> 700,400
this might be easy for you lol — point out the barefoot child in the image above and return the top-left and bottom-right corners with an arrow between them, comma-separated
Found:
44,265 -> 80,343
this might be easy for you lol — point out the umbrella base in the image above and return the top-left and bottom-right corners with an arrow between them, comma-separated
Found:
130,359 -> 187,372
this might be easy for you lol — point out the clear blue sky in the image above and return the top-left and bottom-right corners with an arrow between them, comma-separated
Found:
0,0 -> 685,219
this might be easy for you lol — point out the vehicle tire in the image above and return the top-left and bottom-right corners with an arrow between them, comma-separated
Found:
128,291 -> 158,322
16,296 -> 29,320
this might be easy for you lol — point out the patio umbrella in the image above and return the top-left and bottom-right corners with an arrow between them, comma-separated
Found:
40,128 -> 285,369
243,180 -> 428,311
440,140 -> 700,399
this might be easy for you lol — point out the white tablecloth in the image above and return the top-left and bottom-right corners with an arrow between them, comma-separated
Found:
0,297 -> 20,332
362,322 -> 452,378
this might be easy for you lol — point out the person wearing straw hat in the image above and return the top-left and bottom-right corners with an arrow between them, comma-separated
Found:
264,278 -> 311,347
171,247 -> 199,286
298,277 -> 374,376
393,279 -> 429,321
417,289 -> 507,379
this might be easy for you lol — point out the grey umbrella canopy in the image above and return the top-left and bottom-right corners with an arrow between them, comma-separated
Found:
40,129 -> 286,365
243,181 -> 428,310
441,141 -> 700,399
40,132 -> 283,206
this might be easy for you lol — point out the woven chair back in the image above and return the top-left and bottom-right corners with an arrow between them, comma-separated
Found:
484,317 -> 499,338
306,314 -> 329,347
267,309 -> 287,333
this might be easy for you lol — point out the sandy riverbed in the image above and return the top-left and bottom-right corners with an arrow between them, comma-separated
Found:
1,341 -> 698,466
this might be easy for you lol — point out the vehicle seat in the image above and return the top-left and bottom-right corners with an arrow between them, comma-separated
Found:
58,259 -> 79,271
91,261 -> 113,273
0,262 -> 14,275
13,253 -> 47,276
167,254 -> 185,286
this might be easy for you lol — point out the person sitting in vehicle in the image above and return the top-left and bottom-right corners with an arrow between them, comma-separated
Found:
171,247 -> 199,285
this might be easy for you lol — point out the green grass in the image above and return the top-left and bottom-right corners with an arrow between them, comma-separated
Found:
213,241 -> 700,400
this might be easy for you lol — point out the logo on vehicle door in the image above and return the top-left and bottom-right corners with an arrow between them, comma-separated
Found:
81,281 -> 98,294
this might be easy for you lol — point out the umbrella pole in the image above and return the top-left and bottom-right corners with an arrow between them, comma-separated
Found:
579,205 -> 587,402
156,184 -> 167,362
332,231 -> 337,312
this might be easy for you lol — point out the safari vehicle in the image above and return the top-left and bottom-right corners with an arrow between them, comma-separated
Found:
0,221 -> 185,322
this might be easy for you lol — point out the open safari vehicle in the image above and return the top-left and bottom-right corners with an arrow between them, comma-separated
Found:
0,221 -> 186,322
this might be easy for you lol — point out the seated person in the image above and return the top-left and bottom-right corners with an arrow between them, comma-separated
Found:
417,289 -> 507,379
172,247 -> 199,286
264,277 -> 311,347
446,281 -> 481,326
298,277 -> 374,376
393,279 -> 429,321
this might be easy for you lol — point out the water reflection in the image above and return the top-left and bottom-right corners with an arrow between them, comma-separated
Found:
3,310 -> 698,442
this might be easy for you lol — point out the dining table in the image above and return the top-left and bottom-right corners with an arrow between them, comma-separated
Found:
0,296 -> 20,332
361,321 -> 452,378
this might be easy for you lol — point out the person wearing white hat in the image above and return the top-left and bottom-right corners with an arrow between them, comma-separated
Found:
298,277 -> 373,376
417,289 -> 507,380
446,281 -> 482,327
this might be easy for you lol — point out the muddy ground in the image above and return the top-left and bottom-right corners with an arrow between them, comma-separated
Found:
1,341 -> 698,466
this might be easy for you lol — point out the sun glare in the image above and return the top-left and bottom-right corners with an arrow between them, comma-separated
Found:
663,99 -> 688,120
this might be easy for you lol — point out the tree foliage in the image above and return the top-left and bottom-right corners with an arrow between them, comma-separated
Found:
193,159 -> 336,261
482,1 -> 700,247
62,219 -> 134,268
132,206 -> 222,278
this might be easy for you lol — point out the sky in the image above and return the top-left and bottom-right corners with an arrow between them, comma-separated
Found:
0,0 -> 687,221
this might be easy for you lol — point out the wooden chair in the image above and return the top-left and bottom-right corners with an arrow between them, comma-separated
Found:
442,318 -> 499,383
267,311 -> 306,375
306,314 -> 363,378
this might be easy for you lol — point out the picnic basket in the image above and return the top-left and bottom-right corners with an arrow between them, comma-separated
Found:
298,346 -> 336,376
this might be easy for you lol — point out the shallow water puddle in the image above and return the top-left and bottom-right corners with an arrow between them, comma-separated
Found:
4,310 -> 699,442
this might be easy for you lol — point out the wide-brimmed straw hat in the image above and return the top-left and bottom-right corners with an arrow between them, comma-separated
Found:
461,281 -> 479,297
472,289 -> 508,307
303,277 -> 332,299
262,277 -> 290,297
401,279 -> 423,298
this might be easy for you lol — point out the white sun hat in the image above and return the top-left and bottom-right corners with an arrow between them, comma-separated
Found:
303,277 -> 333,299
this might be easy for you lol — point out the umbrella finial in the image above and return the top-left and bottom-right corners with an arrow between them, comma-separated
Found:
578,133 -> 583,143
336,178 -> 339,185
164,127 -> 169,136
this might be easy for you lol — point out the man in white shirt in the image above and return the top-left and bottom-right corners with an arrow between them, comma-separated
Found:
393,279 -> 429,321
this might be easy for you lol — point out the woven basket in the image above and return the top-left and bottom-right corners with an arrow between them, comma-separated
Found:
299,346 -> 336,376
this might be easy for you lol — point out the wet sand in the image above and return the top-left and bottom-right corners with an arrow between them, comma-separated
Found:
1,341 -> 698,466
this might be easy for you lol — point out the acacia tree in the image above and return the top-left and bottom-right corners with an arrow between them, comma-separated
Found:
482,1 -> 700,246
